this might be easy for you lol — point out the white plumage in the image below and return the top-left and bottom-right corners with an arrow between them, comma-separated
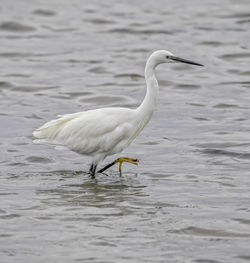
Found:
33,50 -> 203,176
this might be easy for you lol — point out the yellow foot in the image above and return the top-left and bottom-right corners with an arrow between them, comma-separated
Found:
114,157 -> 139,175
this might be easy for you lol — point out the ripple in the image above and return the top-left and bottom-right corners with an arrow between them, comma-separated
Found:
219,12 -> 250,19
88,66 -> 110,74
195,26 -> 214,31
140,140 -> 162,145
0,81 -> 14,88
4,73 -> 32,78
193,259 -> 222,263
213,103 -> 240,109
199,41 -> 225,47
43,25 -> 76,32
0,234 -> 13,238
227,69 -> 250,76
85,18 -> 115,25
219,81 -> 250,87
219,53 -> 250,61
79,94 -> 135,106
174,84 -> 200,90
24,114 -> 43,119
25,156 -> 54,164
201,149 -> 250,160
196,141 -> 250,149
187,102 -> 206,107
114,73 -> 143,80
84,9 -> 96,14
169,226 -> 250,237
192,117 -> 210,121
130,48 -> 150,53
32,9 -> 56,17
0,192 -> 18,196
0,214 -> 21,219
0,52 -> 31,58
59,91 -> 93,99
8,162 -> 28,167
237,19 -> 250,24
11,85 -> 59,93
0,51 -> 61,58
0,21 -> 35,32
236,255 -> 250,260
87,82 -> 117,87
108,28 -> 173,35
233,218 -> 250,225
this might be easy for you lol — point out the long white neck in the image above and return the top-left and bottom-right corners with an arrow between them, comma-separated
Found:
136,57 -> 159,119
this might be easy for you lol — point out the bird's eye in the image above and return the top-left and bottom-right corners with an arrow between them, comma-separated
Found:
166,56 -> 171,59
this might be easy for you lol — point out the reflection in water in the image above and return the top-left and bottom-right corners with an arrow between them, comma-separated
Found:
36,170 -> 147,217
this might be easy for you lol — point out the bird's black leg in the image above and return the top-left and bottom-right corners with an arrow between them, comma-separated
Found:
98,157 -> 139,175
97,160 -> 117,174
89,162 -> 97,178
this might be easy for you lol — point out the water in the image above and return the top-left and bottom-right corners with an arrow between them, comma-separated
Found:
1,0 -> 250,262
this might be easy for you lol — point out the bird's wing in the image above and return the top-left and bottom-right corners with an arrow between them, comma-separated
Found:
33,108 -> 134,155
33,111 -> 84,142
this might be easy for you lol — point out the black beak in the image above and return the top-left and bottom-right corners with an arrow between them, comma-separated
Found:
171,56 -> 203,66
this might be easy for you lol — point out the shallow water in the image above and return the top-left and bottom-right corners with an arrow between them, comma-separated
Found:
1,0 -> 250,262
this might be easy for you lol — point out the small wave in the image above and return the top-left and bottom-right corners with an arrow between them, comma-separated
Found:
237,19 -> 250,24
43,25 -> 76,32
233,218 -> 250,225
236,255 -> 250,261
130,48 -> 149,53
24,114 -> 43,120
88,66 -> 110,74
194,26 -> 214,31
227,69 -> 250,76
108,28 -> 173,35
84,18 -> 115,25
202,149 -> 250,160
11,85 -> 59,93
0,214 -> 21,219
25,156 -> 54,164
32,9 -> 56,17
79,94 -> 134,105
199,41 -> 225,47
219,53 -> 250,61
197,142 -> 250,149
0,81 -> 14,88
114,73 -> 143,80
0,21 -> 35,32
174,84 -> 200,90
192,117 -> 210,121
169,226 -> 250,237
4,73 -> 31,78
0,51 -> 64,58
219,12 -> 250,19
141,140 -> 162,146
219,81 -> 250,88
187,102 -> 205,107
0,52 -> 32,58
213,103 -> 240,109
59,91 -> 93,99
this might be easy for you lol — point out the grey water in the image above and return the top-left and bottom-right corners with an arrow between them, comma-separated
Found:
1,0 -> 250,262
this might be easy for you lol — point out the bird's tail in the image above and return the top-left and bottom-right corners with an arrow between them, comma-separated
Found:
33,112 -> 82,144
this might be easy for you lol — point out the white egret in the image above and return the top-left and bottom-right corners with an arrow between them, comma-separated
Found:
33,50 -> 203,177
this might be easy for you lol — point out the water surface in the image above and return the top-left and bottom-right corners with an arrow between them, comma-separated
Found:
1,0 -> 250,262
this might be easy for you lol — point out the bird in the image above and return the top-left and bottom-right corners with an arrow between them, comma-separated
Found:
33,50 -> 203,177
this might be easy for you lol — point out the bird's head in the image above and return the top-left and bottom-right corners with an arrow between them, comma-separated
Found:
149,50 -> 203,68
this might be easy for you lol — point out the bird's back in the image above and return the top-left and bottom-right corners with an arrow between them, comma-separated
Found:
33,107 -> 136,157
